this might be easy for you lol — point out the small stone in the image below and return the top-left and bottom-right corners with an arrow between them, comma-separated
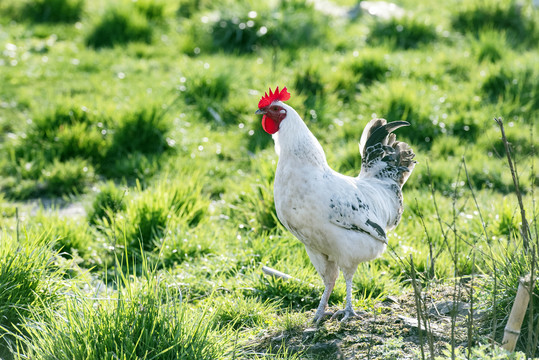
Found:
303,327 -> 317,340
398,315 -> 441,335
430,301 -> 470,317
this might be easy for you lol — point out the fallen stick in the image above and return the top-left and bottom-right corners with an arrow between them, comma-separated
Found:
262,266 -> 296,280
502,274 -> 533,352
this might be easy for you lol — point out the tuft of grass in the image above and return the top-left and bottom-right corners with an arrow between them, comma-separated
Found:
103,106 -> 173,180
471,31 -> 507,63
0,158 -> 97,199
156,226 -> 214,267
40,158 -> 95,197
451,0 -> 538,47
198,1 -> 330,54
346,52 -> 389,86
133,0 -> 167,21
212,295 -> 277,330
209,8 -> 264,54
31,212 -> 97,263
177,0 -> 213,19
1,104 -> 172,199
478,248 -> 539,354
87,181 -> 127,225
480,64 -> 539,111
86,4 -> 153,48
100,177 -> 209,254
108,107 -> 171,157
0,230 -> 64,354
2,106 -> 102,199
17,105 -> 105,164
353,263 -> 396,301
493,200 -> 520,239
183,73 -> 230,104
368,16 -> 438,49
182,71 -> 236,126
12,0 -> 84,23
333,49 -> 390,100
437,344 -> 527,359
17,265 -> 230,360
263,0 -> 330,51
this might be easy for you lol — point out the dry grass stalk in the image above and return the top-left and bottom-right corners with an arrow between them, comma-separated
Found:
494,117 -> 531,251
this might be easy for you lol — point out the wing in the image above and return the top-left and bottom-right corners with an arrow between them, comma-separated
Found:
328,189 -> 388,244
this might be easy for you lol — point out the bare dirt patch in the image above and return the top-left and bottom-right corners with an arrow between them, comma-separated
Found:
247,285 -> 472,359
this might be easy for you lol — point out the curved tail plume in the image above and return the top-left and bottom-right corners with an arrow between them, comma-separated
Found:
359,118 -> 416,187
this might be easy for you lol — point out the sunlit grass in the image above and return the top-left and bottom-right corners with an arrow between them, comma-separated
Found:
0,0 -> 538,357
0,230 -> 65,355
16,260 -> 232,360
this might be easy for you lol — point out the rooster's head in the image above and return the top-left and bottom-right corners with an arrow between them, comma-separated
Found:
256,86 -> 291,134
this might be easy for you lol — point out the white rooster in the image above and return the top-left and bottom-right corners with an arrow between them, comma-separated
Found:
256,86 -> 416,323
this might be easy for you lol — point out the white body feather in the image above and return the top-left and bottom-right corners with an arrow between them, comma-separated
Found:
272,102 -> 404,275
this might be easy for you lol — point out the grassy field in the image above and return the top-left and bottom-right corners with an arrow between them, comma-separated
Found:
0,0 -> 538,358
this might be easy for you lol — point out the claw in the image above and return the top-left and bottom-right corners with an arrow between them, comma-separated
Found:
330,308 -> 360,322
313,311 -> 334,325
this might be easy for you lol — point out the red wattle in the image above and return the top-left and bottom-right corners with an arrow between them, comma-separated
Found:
262,115 -> 280,134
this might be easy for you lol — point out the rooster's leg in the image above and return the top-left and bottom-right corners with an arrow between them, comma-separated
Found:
306,247 -> 339,324
313,279 -> 336,323
331,268 -> 360,322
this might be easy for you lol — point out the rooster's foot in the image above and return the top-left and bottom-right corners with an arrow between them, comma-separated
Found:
313,311 -> 334,325
330,308 -> 363,322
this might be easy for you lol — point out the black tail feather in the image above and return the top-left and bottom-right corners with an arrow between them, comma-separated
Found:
362,120 -> 410,154
359,118 -> 416,187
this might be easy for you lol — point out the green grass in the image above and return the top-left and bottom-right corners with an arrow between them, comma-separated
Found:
86,3 -> 153,48
0,230 -> 65,356
0,104 -> 173,199
0,0 -> 538,358
451,0 -> 538,47
87,180 -> 127,225
17,263 -> 231,360
5,0 -> 84,23
197,0 -> 330,54
367,15 -> 439,49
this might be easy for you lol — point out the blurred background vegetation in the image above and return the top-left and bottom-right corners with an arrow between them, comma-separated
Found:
0,0 -> 538,359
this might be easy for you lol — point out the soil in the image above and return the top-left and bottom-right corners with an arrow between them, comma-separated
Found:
246,285 -> 474,359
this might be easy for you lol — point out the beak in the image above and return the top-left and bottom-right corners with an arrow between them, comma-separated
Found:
255,109 -> 266,115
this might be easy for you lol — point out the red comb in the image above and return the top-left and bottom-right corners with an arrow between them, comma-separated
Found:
258,86 -> 291,109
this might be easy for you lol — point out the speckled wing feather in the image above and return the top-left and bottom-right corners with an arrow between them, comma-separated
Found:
327,185 -> 388,244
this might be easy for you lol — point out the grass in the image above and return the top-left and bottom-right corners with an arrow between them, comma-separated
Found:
198,0 -> 330,54
0,0 -> 538,358
17,261 -> 231,360
367,15 -> 439,50
86,3 -> 153,48
6,0 -> 84,23
451,0 -> 538,47
0,229 -> 65,356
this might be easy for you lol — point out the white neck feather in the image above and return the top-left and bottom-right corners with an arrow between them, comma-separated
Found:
272,103 -> 327,168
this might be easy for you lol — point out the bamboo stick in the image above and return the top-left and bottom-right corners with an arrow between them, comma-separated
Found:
502,274 -> 533,352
